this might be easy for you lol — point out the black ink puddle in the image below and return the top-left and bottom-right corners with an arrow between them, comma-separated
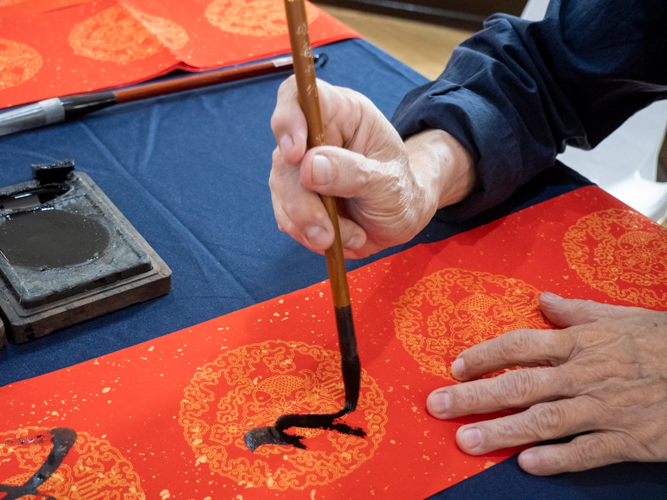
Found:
244,304 -> 366,451
0,209 -> 109,269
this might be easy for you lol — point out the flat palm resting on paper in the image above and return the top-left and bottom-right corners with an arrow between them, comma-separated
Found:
2,186 -> 665,498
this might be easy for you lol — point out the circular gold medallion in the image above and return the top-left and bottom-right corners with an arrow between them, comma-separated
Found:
68,5 -> 188,64
563,208 -> 667,307
0,38 -> 42,90
179,340 -> 387,490
393,268 -> 550,380
0,427 -> 145,499
206,0 -> 320,37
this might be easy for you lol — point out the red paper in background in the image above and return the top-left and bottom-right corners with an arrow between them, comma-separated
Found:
2,186 -> 666,499
0,0 -> 359,108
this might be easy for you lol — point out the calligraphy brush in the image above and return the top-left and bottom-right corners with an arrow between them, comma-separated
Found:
244,0 -> 365,452
0,53 -> 327,137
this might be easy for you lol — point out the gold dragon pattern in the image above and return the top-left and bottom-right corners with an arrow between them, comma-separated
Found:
563,208 -> 667,307
393,268 -> 551,381
179,340 -> 388,490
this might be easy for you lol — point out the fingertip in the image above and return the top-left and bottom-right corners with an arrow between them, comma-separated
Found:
279,134 -> 294,157
337,218 -> 368,254
451,357 -> 465,380
312,154 -> 333,185
456,426 -> 482,453
304,226 -> 332,250
539,291 -> 578,328
426,390 -> 450,418
279,131 -> 307,165
518,450 -> 541,474
344,231 -> 366,251
540,292 -> 564,306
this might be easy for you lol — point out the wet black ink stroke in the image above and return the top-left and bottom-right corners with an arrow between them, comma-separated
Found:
0,427 -> 77,500
244,304 -> 366,451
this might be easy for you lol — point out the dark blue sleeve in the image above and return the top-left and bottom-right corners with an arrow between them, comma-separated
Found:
391,0 -> 667,220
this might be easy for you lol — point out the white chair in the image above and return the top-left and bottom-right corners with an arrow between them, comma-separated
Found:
522,0 -> 667,221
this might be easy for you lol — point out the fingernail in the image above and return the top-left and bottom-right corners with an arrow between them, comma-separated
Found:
541,292 -> 563,304
451,358 -> 464,378
346,233 -> 365,250
279,135 -> 293,154
520,451 -> 539,471
312,155 -> 332,185
429,392 -> 450,414
305,226 -> 328,248
460,427 -> 482,449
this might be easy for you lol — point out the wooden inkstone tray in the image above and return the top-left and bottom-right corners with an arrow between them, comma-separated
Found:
0,166 -> 171,343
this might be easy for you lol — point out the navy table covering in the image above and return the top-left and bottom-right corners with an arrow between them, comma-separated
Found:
0,38 -> 664,499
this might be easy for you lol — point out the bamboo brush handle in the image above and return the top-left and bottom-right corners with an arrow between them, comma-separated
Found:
283,0 -> 351,308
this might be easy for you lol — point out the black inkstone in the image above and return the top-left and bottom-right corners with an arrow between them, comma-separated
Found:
0,174 -> 152,309
0,167 -> 171,343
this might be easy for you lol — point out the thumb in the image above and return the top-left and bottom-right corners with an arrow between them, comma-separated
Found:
539,292 -> 641,328
300,146 -> 386,200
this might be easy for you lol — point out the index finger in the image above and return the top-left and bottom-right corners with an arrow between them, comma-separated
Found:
271,75 -> 308,165
453,328 -> 574,381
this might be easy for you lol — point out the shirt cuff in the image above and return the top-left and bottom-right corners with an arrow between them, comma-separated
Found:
391,79 -> 522,221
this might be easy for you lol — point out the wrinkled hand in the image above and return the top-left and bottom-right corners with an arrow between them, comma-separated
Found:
269,76 -> 475,259
427,292 -> 667,475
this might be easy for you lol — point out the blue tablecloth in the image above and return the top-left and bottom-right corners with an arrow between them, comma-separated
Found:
0,38 -> 664,499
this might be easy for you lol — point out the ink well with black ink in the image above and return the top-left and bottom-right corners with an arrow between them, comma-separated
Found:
0,160 -> 171,345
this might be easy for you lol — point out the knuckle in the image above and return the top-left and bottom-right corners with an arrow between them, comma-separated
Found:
270,112 -> 281,133
579,434 -> 630,470
497,329 -> 534,360
272,147 -> 281,161
576,299 -> 603,315
352,162 -> 373,191
524,403 -> 567,440
458,344 -> 487,368
456,384 -> 483,410
268,171 -> 282,198
495,369 -> 541,405
281,200 -> 302,222
571,298 -> 621,322
277,75 -> 296,96
573,436 -> 615,465
282,200 -> 327,230
276,218 -> 292,234
361,162 -> 408,206
273,212 -> 292,235
268,169 -> 287,198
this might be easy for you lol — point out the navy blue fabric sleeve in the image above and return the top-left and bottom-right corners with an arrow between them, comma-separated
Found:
391,0 -> 667,220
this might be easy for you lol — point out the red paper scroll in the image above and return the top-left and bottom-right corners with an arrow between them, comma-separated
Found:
2,186 -> 666,499
0,0 -> 359,108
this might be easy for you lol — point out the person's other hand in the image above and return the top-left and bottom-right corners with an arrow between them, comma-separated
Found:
426,293 -> 667,475
269,76 -> 475,259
